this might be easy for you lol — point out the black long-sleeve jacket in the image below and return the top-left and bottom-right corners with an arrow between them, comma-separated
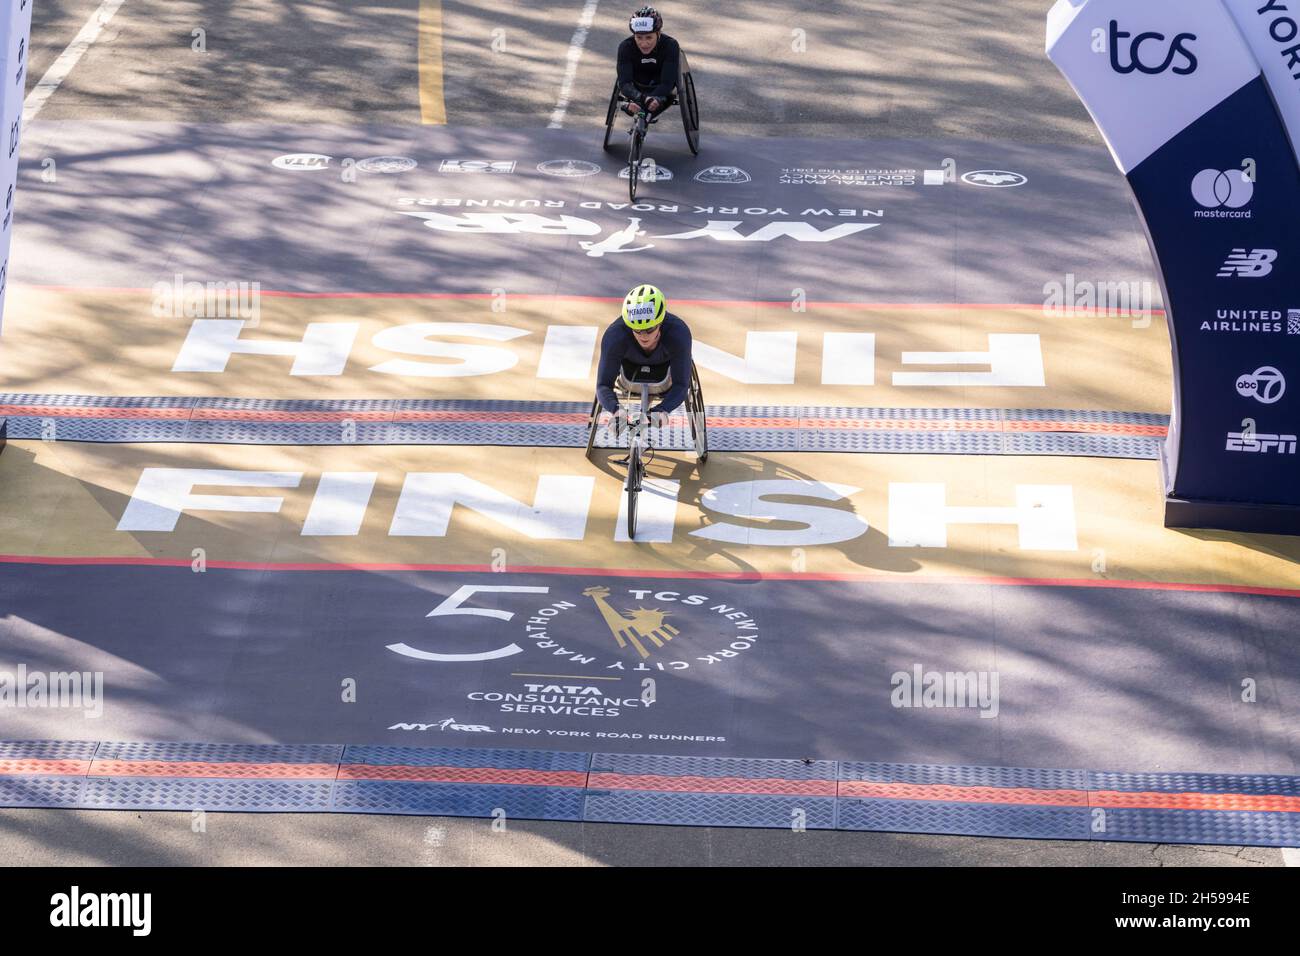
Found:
616,34 -> 681,103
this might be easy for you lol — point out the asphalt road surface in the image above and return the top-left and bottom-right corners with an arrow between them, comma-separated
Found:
3,0 -> 1295,867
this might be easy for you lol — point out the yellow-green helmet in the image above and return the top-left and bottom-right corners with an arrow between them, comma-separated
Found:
621,284 -> 666,331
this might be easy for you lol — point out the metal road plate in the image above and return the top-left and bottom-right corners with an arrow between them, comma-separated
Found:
331,781 -> 586,819
837,798 -> 1091,840
584,789 -> 837,829
841,762 -> 1089,791
80,777 -> 335,812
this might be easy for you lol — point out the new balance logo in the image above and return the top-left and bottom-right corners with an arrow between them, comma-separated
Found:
1218,249 -> 1277,278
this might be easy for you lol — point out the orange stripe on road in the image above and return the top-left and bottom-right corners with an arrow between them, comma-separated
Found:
88,760 -> 339,779
588,772 -> 837,796
3,555 -> 1300,598
337,764 -> 587,787
0,405 -> 192,420
839,780 -> 1089,806
1090,790 -> 1300,813
0,759 -> 93,776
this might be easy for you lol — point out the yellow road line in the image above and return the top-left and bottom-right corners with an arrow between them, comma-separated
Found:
419,0 -> 447,125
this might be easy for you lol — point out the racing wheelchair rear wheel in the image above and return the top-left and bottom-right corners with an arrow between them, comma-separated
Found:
602,82 -> 619,152
679,53 -> 700,156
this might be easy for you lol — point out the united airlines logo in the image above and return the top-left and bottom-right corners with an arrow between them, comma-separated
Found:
1218,249 -> 1277,278
1107,20 -> 1198,75
1226,418 -> 1297,455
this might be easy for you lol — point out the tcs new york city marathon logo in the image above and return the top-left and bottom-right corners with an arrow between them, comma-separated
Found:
386,583 -> 760,673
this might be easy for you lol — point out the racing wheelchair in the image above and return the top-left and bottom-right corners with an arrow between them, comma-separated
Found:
584,359 -> 708,541
602,51 -> 700,202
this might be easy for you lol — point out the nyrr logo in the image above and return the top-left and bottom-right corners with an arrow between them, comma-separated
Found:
1107,19 -> 1198,75
396,210 -> 880,259
1236,367 -> 1286,405
387,717 -> 495,732
385,585 -> 761,673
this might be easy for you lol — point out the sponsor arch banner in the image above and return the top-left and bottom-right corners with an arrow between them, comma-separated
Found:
0,0 -> 34,334
1048,0 -> 1300,534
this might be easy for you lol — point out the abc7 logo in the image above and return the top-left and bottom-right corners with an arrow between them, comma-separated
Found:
1236,366 -> 1286,404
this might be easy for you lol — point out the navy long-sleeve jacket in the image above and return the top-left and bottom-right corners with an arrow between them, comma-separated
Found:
616,34 -> 681,103
595,313 -> 692,414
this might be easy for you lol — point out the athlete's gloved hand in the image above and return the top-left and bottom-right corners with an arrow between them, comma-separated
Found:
600,408 -> 630,435
645,97 -> 661,113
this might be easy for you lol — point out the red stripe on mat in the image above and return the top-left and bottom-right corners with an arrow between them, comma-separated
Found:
0,759 -> 93,776
337,765 -> 586,787
840,782 -> 1300,813
3,756 -> 1296,814
2,555 -> 1295,599
87,760 -> 338,779
1089,790 -> 1300,813
588,772 -> 837,796
0,405 -> 194,420
839,781 -> 1088,806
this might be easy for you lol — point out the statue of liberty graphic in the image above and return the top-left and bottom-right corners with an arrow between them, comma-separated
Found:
580,217 -> 656,258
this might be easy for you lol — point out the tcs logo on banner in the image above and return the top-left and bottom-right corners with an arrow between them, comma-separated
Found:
1106,20 -> 1198,76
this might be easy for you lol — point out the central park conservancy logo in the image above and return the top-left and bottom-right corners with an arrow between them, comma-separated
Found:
523,587 -> 760,672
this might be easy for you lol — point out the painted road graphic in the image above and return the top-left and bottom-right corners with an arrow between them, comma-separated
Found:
2,119 -> 1295,792
2,559 -> 1296,772
0,290 -> 1170,412
3,441 -> 1298,586
12,125 -> 1154,304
